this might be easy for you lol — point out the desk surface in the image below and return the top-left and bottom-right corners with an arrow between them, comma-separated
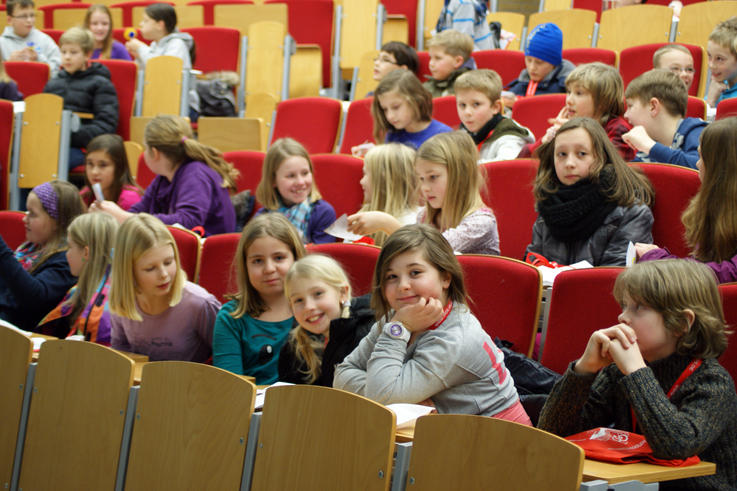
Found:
395,422 -> 716,485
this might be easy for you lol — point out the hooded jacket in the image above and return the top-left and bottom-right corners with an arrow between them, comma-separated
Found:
506,59 -> 576,96
0,26 -> 61,73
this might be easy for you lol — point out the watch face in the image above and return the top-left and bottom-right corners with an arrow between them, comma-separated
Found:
390,323 -> 403,336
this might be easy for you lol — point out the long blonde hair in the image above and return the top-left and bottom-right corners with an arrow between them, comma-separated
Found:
284,254 -> 352,383
144,115 -> 239,192
256,138 -> 323,210
84,5 -> 115,59
682,117 -> 737,262
359,143 -> 418,246
416,131 -> 486,232
230,214 -> 307,318
64,213 -> 118,323
109,214 -> 186,321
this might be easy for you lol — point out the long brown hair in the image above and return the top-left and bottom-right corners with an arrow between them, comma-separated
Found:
84,5 -> 115,59
371,69 -> 432,143
682,117 -> 737,262
534,117 -> 653,207
81,134 -> 142,205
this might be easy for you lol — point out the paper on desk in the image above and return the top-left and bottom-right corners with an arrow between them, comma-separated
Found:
254,381 -> 294,410
325,214 -> 364,242
386,403 -> 434,427
625,241 -> 636,267
538,260 -> 593,287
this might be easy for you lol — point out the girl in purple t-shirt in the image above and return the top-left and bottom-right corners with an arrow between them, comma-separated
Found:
85,5 -> 132,61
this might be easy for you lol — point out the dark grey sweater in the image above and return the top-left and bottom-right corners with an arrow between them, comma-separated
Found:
538,353 -> 737,490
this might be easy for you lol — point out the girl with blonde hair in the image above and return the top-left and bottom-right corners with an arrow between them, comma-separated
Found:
348,143 -> 419,246
0,181 -> 85,330
255,137 -> 336,244
38,212 -> 118,343
109,214 -> 220,361
348,131 -> 499,255
84,4 -> 132,60
93,115 -> 237,236
279,254 -> 374,385
213,214 -> 307,384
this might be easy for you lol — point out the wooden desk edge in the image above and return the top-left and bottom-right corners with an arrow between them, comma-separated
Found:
582,460 -> 716,484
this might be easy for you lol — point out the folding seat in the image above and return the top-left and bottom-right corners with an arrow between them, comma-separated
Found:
38,3 -> 91,29
0,100 -> 13,210
198,232 -> 241,303
94,59 -> 137,140
486,11 -> 524,50
716,98 -> 737,120
718,283 -> 737,389
675,1 -> 737,46
471,49 -> 525,88
337,97 -> 374,155
181,26 -> 240,73
306,242 -> 381,296
188,0 -> 253,26
511,93 -> 566,141
310,153 -> 363,218
562,47 -> 617,67
596,5 -> 673,52
529,9 -> 597,49
431,95 -> 460,129
619,43 -> 705,97
0,211 -> 25,249
3,61 -> 49,97
168,225 -> 201,280
222,149 -> 265,195
269,97 -> 343,153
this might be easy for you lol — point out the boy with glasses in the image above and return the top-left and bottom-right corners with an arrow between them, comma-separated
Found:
0,0 -> 60,72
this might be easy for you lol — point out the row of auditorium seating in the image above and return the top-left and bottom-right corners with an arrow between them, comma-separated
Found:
0,335 -> 594,490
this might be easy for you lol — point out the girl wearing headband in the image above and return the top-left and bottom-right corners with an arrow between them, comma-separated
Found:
0,180 -> 85,330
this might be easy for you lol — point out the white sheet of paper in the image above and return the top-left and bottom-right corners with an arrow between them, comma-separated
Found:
325,214 -> 364,242
254,381 -> 294,410
538,260 -> 593,288
386,403 -> 434,426
92,182 -> 104,202
625,241 -> 636,267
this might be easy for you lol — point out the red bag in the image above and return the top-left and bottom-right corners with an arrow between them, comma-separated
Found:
565,427 -> 701,467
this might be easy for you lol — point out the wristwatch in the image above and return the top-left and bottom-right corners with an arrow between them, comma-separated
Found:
385,322 -> 410,342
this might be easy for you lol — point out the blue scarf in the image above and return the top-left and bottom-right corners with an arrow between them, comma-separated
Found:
278,199 -> 313,241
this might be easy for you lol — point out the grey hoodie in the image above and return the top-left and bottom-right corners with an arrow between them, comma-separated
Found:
0,26 -> 61,73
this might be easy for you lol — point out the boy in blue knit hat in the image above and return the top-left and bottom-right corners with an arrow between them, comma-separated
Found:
507,22 -> 575,97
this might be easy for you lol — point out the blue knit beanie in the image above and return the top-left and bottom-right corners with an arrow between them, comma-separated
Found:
525,23 -> 562,66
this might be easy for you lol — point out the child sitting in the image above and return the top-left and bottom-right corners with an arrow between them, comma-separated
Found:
526,117 -> 654,266
371,69 -> 451,150
653,44 -> 695,93
43,27 -> 119,170
507,23 -> 574,97
373,41 -> 419,82
636,117 -> 737,283
706,16 -> 737,110
0,0 -> 60,72
454,69 -> 534,162
539,259 -> 737,490
623,69 -> 706,169
435,0 -> 494,51
279,254 -> 375,386
423,29 -> 476,98
520,62 -> 636,161
335,224 -> 529,423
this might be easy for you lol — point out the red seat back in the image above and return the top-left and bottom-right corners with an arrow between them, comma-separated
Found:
306,242 -> 381,296
110,0 -> 172,27
481,159 -> 539,261
310,153 -> 364,219
718,283 -> 737,389
4,62 -> 50,97
619,43 -> 704,97
136,153 -> 156,190
41,29 -> 64,44
687,96 -> 706,119
271,97 -> 343,154
223,150 -> 265,195
182,26 -> 240,73
630,163 -> 701,258
458,254 -> 542,356
416,51 -> 431,82
562,48 -> 617,66
431,95 -> 460,129
0,211 -> 27,250
716,98 -> 737,120
0,101 -> 13,210
168,225 -> 201,281
198,233 -> 241,303
511,93 -> 566,141
94,59 -> 137,140
541,267 -> 624,373
471,50 -> 525,88
382,0 -> 418,47
339,97 -> 374,154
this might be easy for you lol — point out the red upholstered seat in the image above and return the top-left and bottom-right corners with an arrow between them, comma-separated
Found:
511,93 -> 566,141
431,95 -> 460,129
270,97 -> 343,154
619,43 -> 704,97
718,283 -> 737,389
338,97 -> 374,155
198,233 -> 241,303
4,61 -> 49,97
310,153 -> 364,219
94,59 -> 137,140
0,211 -> 27,250
471,49 -> 525,88
167,225 -> 201,282
306,242 -> 381,296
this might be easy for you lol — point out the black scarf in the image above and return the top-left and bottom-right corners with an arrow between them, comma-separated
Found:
461,113 -> 504,145
538,166 -> 617,243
